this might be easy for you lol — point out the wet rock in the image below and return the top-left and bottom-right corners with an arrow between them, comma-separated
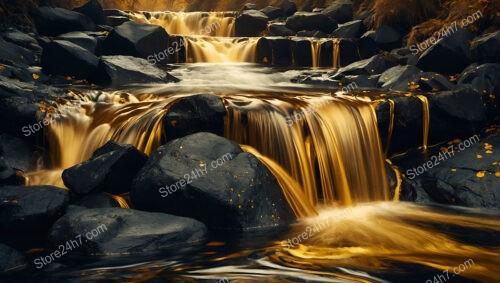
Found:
73,0 -> 106,25
292,39 -> 313,66
458,63 -> 499,121
72,193 -> 124,209
427,87 -> 487,142
278,0 -> 297,17
413,72 -> 454,92
164,94 -> 226,141
390,48 -> 417,65
338,38 -> 360,66
241,3 -> 258,11
0,158 -> 24,186
361,26 -> 401,51
92,55 -> 179,86
56,32 -> 99,54
2,29 -> 39,51
103,9 -> 129,17
331,20 -> 366,38
106,16 -> 131,27
470,31 -> 500,63
48,207 -> 207,255
102,21 -> 169,59
333,54 -> 397,77
408,132 -> 499,209
322,0 -> 353,23
256,37 -> 293,65
296,30 -> 328,38
377,65 -> 422,90
62,141 -> 148,195
131,132 -> 295,231
268,23 -> 295,36
0,38 -> 36,66
235,10 -> 269,37
0,243 -> 27,273
286,12 -> 338,34
260,6 -> 282,20
0,186 -> 69,232
340,74 -> 379,88
416,29 -> 474,75
41,40 -> 99,79
0,96 -> 39,139
33,7 -> 96,36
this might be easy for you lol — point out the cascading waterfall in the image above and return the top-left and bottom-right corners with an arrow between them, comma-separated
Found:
184,37 -> 259,63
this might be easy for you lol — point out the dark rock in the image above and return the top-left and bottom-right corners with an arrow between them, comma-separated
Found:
55,32 -> 99,54
292,39 -> 313,66
296,30 -> 328,38
356,34 -> 381,59
93,55 -> 179,86
338,38 -> 360,66
0,97 -> 39,139
322,0 -> 353,23
33,7 -> 96,36
241,3 -> 257,11
278,0 -> 297,17
0,133 -> 34,172
48,207 -> 207,255
0,186 -> 69,232
235,10 -> 269,37
256,37 -> 293,65
103,9 -> 129,17
106,16 -> 131,27
0,157 -> 24,186
340,74 -> 379,88
331,20 -> 365,38
41,40 -> 99,79
390,48 -> 417,65
409,132 -> 499,209
0,39 -> 36,66
470,31 -> 500,63
164,94 -> 226,141
377,65 -> 422,90
131,132 -> 295,231
333,54 -> 397,77
361,26 -> 401,51
72,193 -> 124,208
413,72 -> 454,92
416,29 -> 474,75
102,21 -> 169,59
0,244 -> 27,273
74,0 -> 106,25
268,23 -> 295,36
286,12 -> 338,34
458,63 -> 499,121
260,6 -> 282,20
62,142 -> 148,195
2,29 -> 39,50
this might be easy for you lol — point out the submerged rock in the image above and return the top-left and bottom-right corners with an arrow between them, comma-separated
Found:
62,141 -> 148,195
0,186 -> 69,232
48,207 -> 207,256
33,7 -> 96,36
163,94 -> 226,141
131,132 -> 295,231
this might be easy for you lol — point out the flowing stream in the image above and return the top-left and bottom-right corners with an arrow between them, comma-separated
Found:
26,12 -> 500,282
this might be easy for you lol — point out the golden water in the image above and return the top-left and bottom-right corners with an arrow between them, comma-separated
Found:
184,36 -> 259,63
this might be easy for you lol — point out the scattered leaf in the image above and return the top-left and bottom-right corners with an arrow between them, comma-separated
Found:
476,171 -> 485,178
32,73 -> 39,80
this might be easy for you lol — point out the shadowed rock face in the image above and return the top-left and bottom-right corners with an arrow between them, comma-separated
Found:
0,186 -> 69,232
131,132 -> 295,231
48,207 -> 207,256
33,7 -> 96,36
0,244 -> 27,274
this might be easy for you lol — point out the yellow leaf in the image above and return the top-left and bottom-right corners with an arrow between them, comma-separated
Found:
476,171 -> 485,178
495,172 -> 500,178
476,154 -> 483,158
32,73 -> 39,80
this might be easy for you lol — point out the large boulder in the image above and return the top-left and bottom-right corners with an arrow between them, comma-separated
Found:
0,157 -> 24,186
321,0 -> 353,23
278,0 -> 297,17
56,32 -> 99,54
268,23 -> 295,36
41,40 -> 99,79
360,26 -> 401,51
260,6 -> 283,20
470,31 -> 500,63
286,12 -> 338,33
416,29 -> 474,75
73,0 -> 106,25
0,38 -> 36,66
458,63 -> 500,121
62,142 -> 148,195
163,94 -> 226,141
33,7 -> 96,36
48,207 -> 207,256
92,55 -> 179,86
0,244 -> 27,274
131,132 -> 295,231
331,20 -> 366,38
102,21 -> 169,59
0,96 -> 39,139
2,29 -> 40,51
377,65 -> 422,90
234,10 -> 269,37
333,54 -> 397,77
0,186 -> 69,232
